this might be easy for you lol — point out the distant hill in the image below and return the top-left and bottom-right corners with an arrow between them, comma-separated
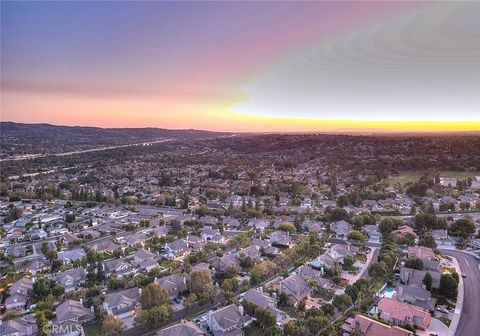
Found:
0,122 -> 231,158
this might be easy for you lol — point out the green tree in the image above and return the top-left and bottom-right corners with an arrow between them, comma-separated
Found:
135,304 -> 172,329
419,235 -> 437,249
439,274 -> 458,299
140,283 -> 169,310
254,307 -> 276,329
333,294 -> 352,312
189,270 -> 213,296
423,272 -> 433,291
101,315 -> 124,336
404,257 -> 424,270
449,218 -> 475,239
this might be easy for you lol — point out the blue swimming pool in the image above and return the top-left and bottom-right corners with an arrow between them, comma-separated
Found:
383,287 -> 396,298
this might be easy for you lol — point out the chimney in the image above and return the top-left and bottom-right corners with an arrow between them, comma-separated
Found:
90,306 -> 94,313
239,305 -> 244,316
258,286 -> 263,293
79,298 -> 83,305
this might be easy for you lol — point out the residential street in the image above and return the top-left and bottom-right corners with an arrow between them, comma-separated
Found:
440,250 -> 480,336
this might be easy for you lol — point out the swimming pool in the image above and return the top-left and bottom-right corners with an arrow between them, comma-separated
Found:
384,287 -> 396,298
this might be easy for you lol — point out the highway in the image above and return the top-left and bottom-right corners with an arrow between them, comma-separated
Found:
1,138 -> 173,162
440,250 -> 480,336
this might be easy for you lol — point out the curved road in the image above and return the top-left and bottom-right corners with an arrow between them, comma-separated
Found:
440,250 -> 480,336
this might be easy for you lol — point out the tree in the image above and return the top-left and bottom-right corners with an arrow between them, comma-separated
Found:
33,278 -> 53,302
278,223 -> 297,233
321,303 -> 335,316
439,274 -> 458,299
369,261 -> 388,280
345,285 -> 359,301
189,270 -> 213,296
337,195 -> 349,207
352,215 -> 364,230
140,283 -> 169,310
101,315 -> 124,336
306,315 -> 330,335
343,256 -> 355,269
297,299 -> 306,313
414,213 -> 436,233
183,293 -> 197,311
419,235 -> 437,249
423,272 -> 433,291
449,218 -> 475,239
135,304 -> 172,329
404,257 -> 424,270
333,294 -> 352,312
51,285 -> 65,298
329,208 -> 349,221
348,230 -> 367,242
254,307 -> 276,329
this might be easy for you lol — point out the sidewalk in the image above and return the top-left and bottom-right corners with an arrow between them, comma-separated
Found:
447,256 -> 464,336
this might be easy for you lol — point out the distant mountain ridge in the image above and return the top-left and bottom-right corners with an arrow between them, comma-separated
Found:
0,121 -> 232,158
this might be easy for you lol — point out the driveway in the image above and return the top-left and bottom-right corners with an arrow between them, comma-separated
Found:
417,318 -> 449,336
440,250 -> 480,336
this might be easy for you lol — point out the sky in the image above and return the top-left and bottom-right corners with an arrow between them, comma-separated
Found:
1,1 -> 479,133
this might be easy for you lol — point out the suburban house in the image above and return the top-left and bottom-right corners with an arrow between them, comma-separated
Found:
239,245 -> 262,262
156,274 -> 188,300
57,248 -> 86,264
55,300 -> 94,324
103,259 -> 136,278
164,239 -> 190,260
248,219 -> 269,232
278,274 -> 312,304
364,225 -> 381,242
269,231 -> 292,248
10,277 -> 33,296
242,289 -> 289,325
132,248 -> 158,272
103,287 -> 141,329
207,304 -> 246,336
407,246 -> 436,261
391,226 -> 418,241
377,297 -> 432,330
52,268 -> 87,292
327,243 -> 359,263
5,277 -> 33,311
297,265 -> 330,287
156,320 -> 206,336
395,285 -> 437,311
89,239 -> 122,255
213,254 -> 241,274
399,266 -> 441,289
0,317 -> 38,336
5,293 -> 28,312
201,228 -> 220,241
342,314 -> 413,336
330,220 -> 351,238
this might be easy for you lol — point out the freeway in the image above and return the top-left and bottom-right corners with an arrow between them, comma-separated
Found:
440,250 -> 480,336
1,138 -> 173,162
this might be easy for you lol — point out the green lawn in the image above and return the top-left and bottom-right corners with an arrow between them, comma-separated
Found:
384,172 -> 423,185
384,171 -> 477,185
244,325 -> 265,336
83,322 -> 101,336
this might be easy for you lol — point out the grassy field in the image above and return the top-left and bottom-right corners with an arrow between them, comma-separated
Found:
84,322 -> 101,336
384,171 -> 477,185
